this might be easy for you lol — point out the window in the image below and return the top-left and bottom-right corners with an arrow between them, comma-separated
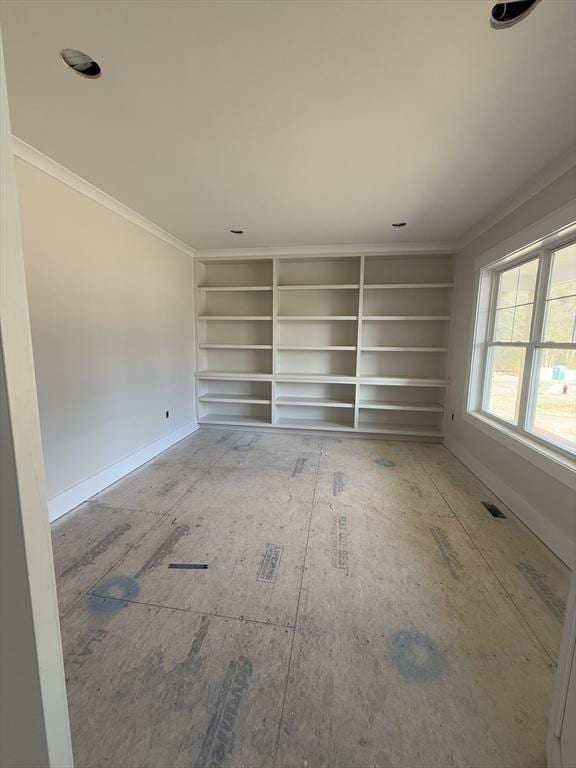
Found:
475,240 -> 576,457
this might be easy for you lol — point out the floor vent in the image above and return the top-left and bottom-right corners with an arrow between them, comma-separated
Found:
482,501 -> 506,519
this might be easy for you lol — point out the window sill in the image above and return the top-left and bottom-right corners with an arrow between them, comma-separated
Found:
463,410 -> 576,490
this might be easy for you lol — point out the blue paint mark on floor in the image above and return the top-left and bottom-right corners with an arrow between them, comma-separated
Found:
374,457 -> 395,468
389,630 -> 446,681
87,575 -> 140,615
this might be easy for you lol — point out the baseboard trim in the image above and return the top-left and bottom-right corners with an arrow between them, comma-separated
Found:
444,435 -> 574,567
48,422 -> 199,523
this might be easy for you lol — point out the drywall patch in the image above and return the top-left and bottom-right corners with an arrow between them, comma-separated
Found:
430,527 -> 464,580
60,522 -> 131,577
389,630 -> 446,682
257,544 -> 284,583
87,575 -> 140,614
195,656 -> 253,768
516,561 -> 566,622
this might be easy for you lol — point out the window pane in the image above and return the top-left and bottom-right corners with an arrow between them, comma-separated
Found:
543,243 -> 576,343
493,260 -> 538,342
484,346 -> 525,423
497,268 -> 521,309
493,307 -> 514,341
544,296 -> 576,343
548,243 -> 576,299
530,349 -> 576,453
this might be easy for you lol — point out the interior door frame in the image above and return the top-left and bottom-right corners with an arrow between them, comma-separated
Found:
548,568 -> 576,768
0,26 -> 73,768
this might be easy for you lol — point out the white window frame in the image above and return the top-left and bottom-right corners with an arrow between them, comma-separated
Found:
466,214 -> 576,486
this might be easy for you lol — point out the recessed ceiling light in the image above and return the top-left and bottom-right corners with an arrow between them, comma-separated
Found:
392,222 -> 407,228
490,0 -> 541,29
60,48 -> 101,78
230,229 -> 244,234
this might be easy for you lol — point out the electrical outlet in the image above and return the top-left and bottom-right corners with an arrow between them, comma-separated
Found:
165,410 -> 170,419
451,413 -> 454,421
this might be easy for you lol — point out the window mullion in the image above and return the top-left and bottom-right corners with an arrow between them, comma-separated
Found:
479,273 -> 501,410
532,250 -> 552,342
487,270 -> 500,343
519,251 -> 552,431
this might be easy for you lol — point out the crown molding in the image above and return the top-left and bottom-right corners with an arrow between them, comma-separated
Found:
12,137 -> 196,257
195,242 -> 458,260
458,147 -> 576,250
12,136 -> 575,260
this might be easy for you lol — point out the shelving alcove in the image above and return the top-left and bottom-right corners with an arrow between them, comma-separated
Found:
195,251 -> 454,439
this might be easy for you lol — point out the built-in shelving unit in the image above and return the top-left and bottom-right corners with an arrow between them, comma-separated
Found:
195,253 -> 454,438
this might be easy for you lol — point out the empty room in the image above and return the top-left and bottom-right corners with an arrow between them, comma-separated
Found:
1,1 -> 575,767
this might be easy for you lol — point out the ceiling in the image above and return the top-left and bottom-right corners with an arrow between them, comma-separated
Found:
1,0 -> 575,250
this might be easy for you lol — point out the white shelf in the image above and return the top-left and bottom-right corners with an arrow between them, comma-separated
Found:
360,376 -> 449,387
357,422 -> 444,437
277,315 -> 357,321
277,345 -> 356,351
275,417 -> 355,431
275,397 -> 354,408
195,372 -> 448,386
199,414 -> 271,427
364,283 -> 453,289
198,316 -> 272,321
199,394 -> 271,405
358,400 -> 444,412
361,346 -> 448,352
197,371 -> 272,379
199,344 -> 272,349
362,316 -> 451,321
278,284 -> 359,291
198,285 -> 272,291
274,372 -> 356,382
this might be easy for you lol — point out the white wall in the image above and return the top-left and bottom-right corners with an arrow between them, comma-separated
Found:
445,168 -> 576,565
14,157 -> 196,519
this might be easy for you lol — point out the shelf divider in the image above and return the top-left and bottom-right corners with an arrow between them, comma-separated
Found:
354,254 -> 365,428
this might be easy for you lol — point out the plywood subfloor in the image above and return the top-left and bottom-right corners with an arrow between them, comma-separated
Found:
52,428 -> 570,768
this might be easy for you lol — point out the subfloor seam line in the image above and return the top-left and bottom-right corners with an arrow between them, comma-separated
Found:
415,451 -> 555,665
272,440 -> 323,768
84,592 -> 294,629
70,435 -> 240,615
60,512 -> 168,621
